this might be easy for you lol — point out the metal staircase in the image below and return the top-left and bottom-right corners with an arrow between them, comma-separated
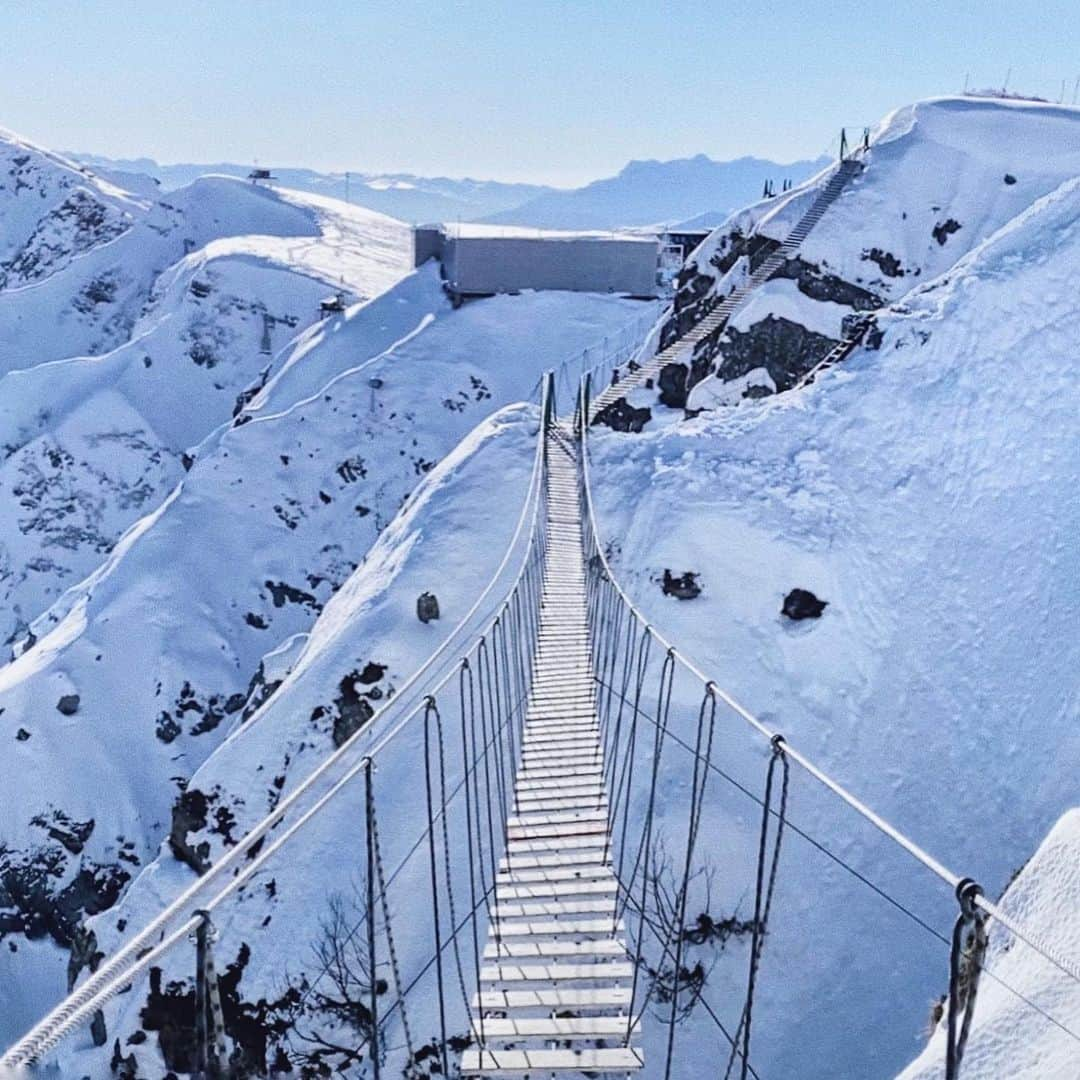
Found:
460,427 -> 643,1078
590,155 -> 865,420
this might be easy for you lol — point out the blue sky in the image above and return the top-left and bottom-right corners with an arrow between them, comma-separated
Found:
2,1 -> 1078,186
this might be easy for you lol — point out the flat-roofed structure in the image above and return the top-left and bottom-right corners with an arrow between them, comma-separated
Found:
414,223 -> 660,299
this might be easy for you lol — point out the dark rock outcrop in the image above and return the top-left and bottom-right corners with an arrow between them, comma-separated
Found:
592,398 -> 651,433
861,248 -> 905,278
932,218 -> 962,246
56,694 -> 80,716
168,788 -> 212,874
331,672 -> 376,748
658,362 -> 690,409
662,570 -> 701,600
417,592 -> 440,623
774,256 -> 883,308
782,588 -> 828,620
715,316 -> 838,393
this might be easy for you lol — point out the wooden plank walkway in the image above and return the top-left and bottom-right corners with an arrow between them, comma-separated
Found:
461,428 -> 642,1078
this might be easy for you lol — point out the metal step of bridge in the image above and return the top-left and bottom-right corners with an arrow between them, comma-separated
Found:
463,429 -> 641,1078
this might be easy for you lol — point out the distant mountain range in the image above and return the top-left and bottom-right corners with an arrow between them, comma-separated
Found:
69,154 -> 550,224
482,153 -> 831,230
71,151 -> 829,230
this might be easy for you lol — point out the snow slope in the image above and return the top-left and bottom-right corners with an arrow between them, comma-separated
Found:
900,809 -> 1080,1080
0,145 -> 412,656
672,97 -> 1080,409
585,170 -> 1080,1077
0,254 -> 656,1051
0,132 -> 410,375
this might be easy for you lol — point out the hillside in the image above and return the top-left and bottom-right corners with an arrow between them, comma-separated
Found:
656,97 -> 1080,410
586,152 -> 1080,1076
2,99 -> 1077,1078
0,128 -> 658,1053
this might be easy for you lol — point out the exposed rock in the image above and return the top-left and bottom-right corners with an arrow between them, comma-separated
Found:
782,588 -> 828,620
264,580 -> 320,611
168,788 -> 212,874
15,728 -> 30,741
240,661 -> 284,723
140,944 -> 301,1075
358,661 -> 387,684
1004,173 -> 1017,185
774,256 -> 883,308
417,592 -> 440,624
0,842 -> 130,948
715,316 -> 838,393
592,398 -> 651,433
331,672 -> 376,748
56,694 -> 80,716
31,810 -> 94,855
662,570 -> 701,600
658,362 -> 689,409
155,711 -> 182,743
861,247 -> 905,278
932,218 -> 962,246
245,612 -> 268,629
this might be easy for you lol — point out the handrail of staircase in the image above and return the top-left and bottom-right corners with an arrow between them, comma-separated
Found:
0,375 -> 559,1068
575,375 -> 1080,988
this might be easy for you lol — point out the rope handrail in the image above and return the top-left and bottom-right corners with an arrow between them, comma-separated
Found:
576,376 -> 1080,990
0,376 -> 558,1068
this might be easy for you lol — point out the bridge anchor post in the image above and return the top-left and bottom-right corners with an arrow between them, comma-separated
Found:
193,909 -> 230,1080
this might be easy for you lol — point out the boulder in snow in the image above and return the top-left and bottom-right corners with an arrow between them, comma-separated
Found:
782,588 -> 827,620
662,570 -> 702,600
417,591 -> 440,623
56,694 -> 80,716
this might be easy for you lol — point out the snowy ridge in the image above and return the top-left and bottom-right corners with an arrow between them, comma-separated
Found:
586,163 -> 1080,1077
670,96 -> 1080,411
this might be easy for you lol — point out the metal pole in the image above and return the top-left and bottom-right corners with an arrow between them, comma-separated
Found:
195,916 -> 209,1078
364,759 -> 380,1079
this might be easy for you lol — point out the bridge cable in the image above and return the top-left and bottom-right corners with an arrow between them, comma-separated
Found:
422,697 -> 450,1077
458,661 -> 487,1051
724,736 -> 791,1080
609,859 -> 763,1080
663,686 -> 718,1079
626,648 -> 675,1035
369,759 -> 417,1065
592,670 -> 1080,1053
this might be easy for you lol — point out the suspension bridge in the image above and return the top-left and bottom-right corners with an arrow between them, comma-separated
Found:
3,149 -> 1079,1080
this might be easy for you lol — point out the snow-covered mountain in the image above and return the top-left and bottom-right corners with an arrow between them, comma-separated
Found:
659,98 -> 1080,410
69,153 -> 555,225
0,128 -> 658,1053
584,97 -> 1080,1077
72,150 -> 830,230
2,96 -> 1078,1078
481,152 -> 831,229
